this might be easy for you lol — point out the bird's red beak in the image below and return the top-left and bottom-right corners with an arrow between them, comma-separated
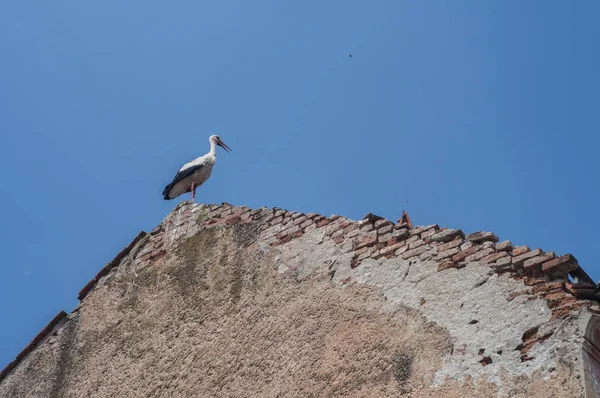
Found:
217,138 -> 232,152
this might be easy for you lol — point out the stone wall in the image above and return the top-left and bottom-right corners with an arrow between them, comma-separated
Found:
1,202 -> 599,397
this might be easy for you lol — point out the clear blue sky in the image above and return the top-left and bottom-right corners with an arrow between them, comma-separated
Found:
1,1 -> 599,369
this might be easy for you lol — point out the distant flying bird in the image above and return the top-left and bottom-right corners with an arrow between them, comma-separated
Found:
349,54 -> 352,58
162,135 -> 232,202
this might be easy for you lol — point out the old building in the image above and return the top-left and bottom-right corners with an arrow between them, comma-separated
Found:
1,202 -> 600,397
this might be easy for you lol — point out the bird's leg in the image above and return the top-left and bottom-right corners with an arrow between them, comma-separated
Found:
191,182 -> 196,203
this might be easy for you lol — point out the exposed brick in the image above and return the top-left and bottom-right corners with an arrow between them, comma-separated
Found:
333,235 -> 345,244
240,212 -> 253,223
377,224 -> 393,235
544,292 -> 578,309
329,214 -> 342,221
411,224 -> 439,236
421,228 -> 437,239
380,242 -> 405,257
293,216 -> 307,226
492,256 -> 514,273
347,228 -> 360,238
538,289 -> 566,300
531,281 -> 565,294
353,233 -> 378,250
523,252 -> 556,273
230,208 -> 250,219
254,211 -> 271,221
465,248 -> 495,263
378,233 -> 392,243
396,244 -> 409,255
481,241 -> 496,250
250,208 -> 264,216
461,241 -> 474,251
153,239 -> 164,249
304,224 -> 317,233
419,247 -> 437,261
78,279 -> 97,301
437,247 -> 460,260
392,228 -> 410,241
515,328 -> 554,360
357,219 -> 370,228
344,224 -> 358,234
542,254 -> 579,274
358,248 -> 373,261
407,235 -> 420,244
370,249 -> 383,259
269,216 -> 284,226
226,216 -> 242,226
327,221 -> 350,236
149,249 -> 166,261
374,219 -> 391,228
440,238 -> 463,252
496,240 -> 513,252
522,276 -> 547,286
512,245 -> 530,256
437,261 -> 453,271
316,219 -> 330,228
305,212 -> 318,220
466,231 -> 499,244
276,225 -> 301,240
452,247 -> 477,263
402,245 -> 430,260
409,239 -> 427,250
512,249 -> 543,267
552,301 -> 591,319
438,260 -> 465,272
151,225 -> 163,235
136,242 -> 154,259
274,209 -> 286,217
277,234 -> 295,245
360,223 -> 375,232
331,229 -> 345,239
480,251 -> 509,265
300,219 -> 313,229
208,217 -> 228,227
430,229 -> 465,243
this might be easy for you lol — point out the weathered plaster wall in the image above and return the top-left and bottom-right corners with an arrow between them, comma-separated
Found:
1,202 -> 599,397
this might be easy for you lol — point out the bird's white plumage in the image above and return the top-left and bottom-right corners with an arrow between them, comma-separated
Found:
163,135 -> 230,201
168,155 -> 215,199
179,153 -> 212,172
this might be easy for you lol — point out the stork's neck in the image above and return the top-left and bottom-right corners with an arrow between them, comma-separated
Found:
208,140 -> 217,157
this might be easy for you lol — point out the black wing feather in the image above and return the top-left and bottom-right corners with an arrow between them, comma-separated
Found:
162,164 -> 204,200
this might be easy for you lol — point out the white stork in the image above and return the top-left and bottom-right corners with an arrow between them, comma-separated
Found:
162,135 -> 231,202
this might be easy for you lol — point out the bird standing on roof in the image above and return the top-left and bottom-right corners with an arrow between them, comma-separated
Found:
162,135 -> 232,202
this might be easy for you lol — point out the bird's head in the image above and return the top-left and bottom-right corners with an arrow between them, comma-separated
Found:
210,135 -> 232,153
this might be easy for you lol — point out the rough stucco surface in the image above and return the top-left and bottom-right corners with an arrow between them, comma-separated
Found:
0,202 -> 597,397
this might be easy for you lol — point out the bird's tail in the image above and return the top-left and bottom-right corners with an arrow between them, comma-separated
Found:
162,185 -> 173,200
